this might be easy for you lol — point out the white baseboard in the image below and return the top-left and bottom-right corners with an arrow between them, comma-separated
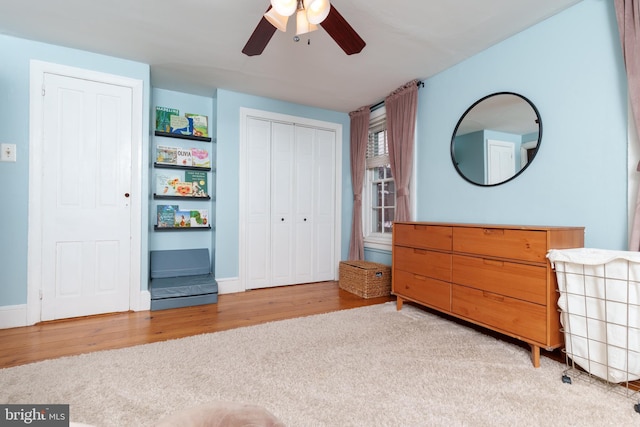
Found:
216,277 -> 243,294
0,290 -> 152,330
0,304 -> 27,329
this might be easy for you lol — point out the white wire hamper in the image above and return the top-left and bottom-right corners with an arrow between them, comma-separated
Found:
547,248 -> 640,414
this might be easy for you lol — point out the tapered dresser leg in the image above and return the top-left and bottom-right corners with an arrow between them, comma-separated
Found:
530,344 -> 541,368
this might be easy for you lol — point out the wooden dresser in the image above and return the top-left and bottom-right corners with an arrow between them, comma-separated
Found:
392,222 -> 584,367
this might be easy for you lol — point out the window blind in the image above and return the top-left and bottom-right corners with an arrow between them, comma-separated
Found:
366,118 -> 389,168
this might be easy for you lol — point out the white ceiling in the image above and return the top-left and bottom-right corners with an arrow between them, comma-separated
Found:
0,0 -> 582,113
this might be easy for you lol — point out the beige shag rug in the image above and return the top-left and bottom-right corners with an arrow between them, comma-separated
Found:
1,302 -> 639,426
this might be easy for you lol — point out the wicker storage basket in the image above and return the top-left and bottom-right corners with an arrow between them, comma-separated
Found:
339,260 -> 391,298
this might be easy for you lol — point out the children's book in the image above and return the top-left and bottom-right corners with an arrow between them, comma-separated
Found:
185,170 -> 208,197
170,115 -> 193,135
156,145 -> 177,165
175,210 -> 191,227
156,107 -> 179,132
155,172 -> 183,196
190,209 -> 209,227
174,181 -> 193,197
191,148 -> 210,168
185,113 -> 209,137
176,147 -> 193,167
156,204 -> 178,228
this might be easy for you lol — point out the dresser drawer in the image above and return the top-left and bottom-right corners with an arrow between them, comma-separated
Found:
393,246 -> 451,282
393,269 -> 451,311
452,227 -> 547,263
393,223 -> 452,251
452,255 -> 547,304
451,285 -> 547,343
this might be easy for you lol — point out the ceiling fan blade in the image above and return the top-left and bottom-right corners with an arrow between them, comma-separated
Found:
320,5 -> 366,55
242,7 -> 277,56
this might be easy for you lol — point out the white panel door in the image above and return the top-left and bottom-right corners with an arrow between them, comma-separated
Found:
293,126 -> 315,284
313,128 -> 336,281
246,117 -> 272,288
40,73 -> 132,320
487,139 -> 515,185
271,122 -> 296,287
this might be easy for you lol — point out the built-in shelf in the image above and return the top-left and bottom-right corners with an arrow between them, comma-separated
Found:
154,225 -> 212,231
153,162 -> 212,172
155,130 -> 212,142
154,194 -> 211,200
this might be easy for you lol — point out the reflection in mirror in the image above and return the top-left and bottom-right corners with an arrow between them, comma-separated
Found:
451,92 -> 542,186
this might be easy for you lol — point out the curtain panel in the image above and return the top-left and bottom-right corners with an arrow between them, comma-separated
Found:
386,80 -> 419,222
348,106 -> 370,260
614,0 -> 640,250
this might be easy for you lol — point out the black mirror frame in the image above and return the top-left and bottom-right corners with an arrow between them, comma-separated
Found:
450,91 -> 543,187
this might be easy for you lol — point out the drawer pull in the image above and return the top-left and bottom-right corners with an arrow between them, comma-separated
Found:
482,291 -> 504,302
412,273 -> 427,281
413,248 -> 428,255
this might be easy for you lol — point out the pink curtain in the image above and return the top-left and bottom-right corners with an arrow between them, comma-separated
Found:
386,80 -> 419,222
614,1 -> 640,250
348,106 -> 370,260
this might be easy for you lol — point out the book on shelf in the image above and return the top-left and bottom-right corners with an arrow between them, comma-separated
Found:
174,181 -> 193,196
176,147 -> 193,167
156,107 -> 179,133
170,115 -> 193,136
156,145 -> 177,165
175,209 -> 192,227
185,170 -> 208,197
156,172 -> 181,196
191,148 -> 210,168
185,113 -> 209,138
190,209 -> 209,227
156,204 -> 178,228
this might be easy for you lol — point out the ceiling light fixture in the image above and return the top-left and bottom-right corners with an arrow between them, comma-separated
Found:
265,0 -> 331,36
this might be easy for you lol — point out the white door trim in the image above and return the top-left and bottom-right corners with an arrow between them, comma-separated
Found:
27,60 -> 144,325
239,107 -> 342,292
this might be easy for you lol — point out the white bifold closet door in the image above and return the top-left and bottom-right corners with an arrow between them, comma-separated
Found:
246,117 -> 336,289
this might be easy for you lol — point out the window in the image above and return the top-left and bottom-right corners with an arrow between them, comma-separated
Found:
364,108 -> 395,248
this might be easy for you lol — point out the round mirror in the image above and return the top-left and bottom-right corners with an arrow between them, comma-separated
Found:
451,92 -> 542,186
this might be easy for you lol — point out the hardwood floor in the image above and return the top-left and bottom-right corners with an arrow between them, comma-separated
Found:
0,281 -> 394,369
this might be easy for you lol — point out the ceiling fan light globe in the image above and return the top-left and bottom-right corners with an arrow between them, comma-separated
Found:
270,0 -> 297,17
295,9 -> 318,35
264,9 -> 289,32
305,0 -> 330,25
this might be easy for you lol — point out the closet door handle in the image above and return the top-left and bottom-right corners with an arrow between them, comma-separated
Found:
281,218 -> 285,221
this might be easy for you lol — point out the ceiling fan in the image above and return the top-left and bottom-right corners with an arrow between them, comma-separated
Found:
242,0 -> 366,56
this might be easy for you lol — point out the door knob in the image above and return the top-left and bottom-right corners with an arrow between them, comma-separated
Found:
124,193 -> 130,198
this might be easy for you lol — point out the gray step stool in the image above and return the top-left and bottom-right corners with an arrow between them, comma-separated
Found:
150,248 -> 218,311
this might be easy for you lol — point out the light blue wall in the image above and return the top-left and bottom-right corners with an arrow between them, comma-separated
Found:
150,89 -> 216,263
0,35 -> 150,307
215,89 -> 350,278
417,0 -> 627,249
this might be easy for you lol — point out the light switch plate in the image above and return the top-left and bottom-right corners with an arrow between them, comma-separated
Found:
1,143 -> 16,162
